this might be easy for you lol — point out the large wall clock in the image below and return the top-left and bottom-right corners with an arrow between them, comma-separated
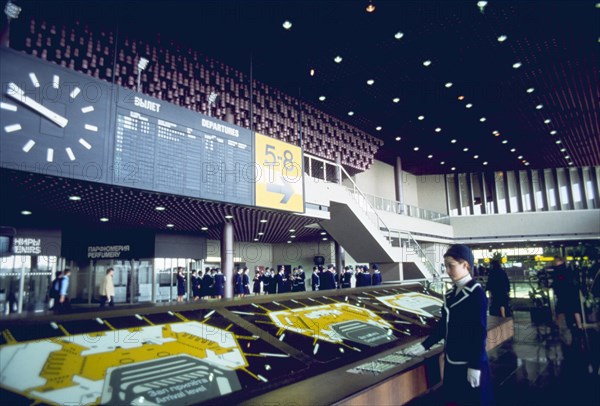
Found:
0,48 -> 111,182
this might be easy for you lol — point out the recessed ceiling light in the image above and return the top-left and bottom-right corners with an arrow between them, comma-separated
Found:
287,240 -> 292,244
451,139 -> 457,143
260,219 -> 268,223
518,155 -> 523,159
463,147 -> 469,152
334,55 -> 343,63
550,130 -> 557,135
445,82 -> 453,88
497,35 -> 508,42
348,111 -> 354,116
502,140 -> 508,144
68,195 -> 81,201
555,140 -> 562,144
480,117 -> 486,122
394,31 -> 404,40
435,127 -> 442,132
473,155 -> 479,159
525,162 -> 531,166
320,231 -> 326,235
413,147 -> 419,151
428,154 -> 433,158
492,130 -> 499,135
322,237 -> 328,241
309,68 -> 315,76
458,95 -> 465,101
536,104 -> 543,110
253,238 -> 259,242
366,79 -> 375,85
393,97 -> 400,103
565,155 -> 570,159
155,206 -> 166,211
318,95 -> 326,101
395,136 -> 401,141
201,226 -> 208,231
451,167 -> 456,171
568,162 -> 573,166
466,103 -> 473,108
544,119 -> 551,124
423,60 -> 432,67
291,235 -> 296,238
289,229 -> 295,232
100,217 -> 109,222
376,126 -> 382,131
21,210 -> 32,215
510,148 -> 516,152
527,88 -> 535,93
366,1 -> 376,12
225,215 -> 234,219
560,148 -> 566,152
512,62 -> 522,69
483,161 -> 488,165
418,115 -> 425,120
166,223 -> 174,228
282,20 -> 292,30
440,161 -> 445,165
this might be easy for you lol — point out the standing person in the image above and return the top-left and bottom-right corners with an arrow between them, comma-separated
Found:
252,268 -> 262,295
99,268 -> 115,308
342,266 -> 353,289
242,267 -> 250,297
262,268 -> 271,295
405,244 -> 493,406
213,268 -> 225,299
552,256 -> 583,331
234,268 -> 243,297
297,265 -> 306,292
176,267 -> 186,302
486,260 -> 511,317
320,264 -> 336,290
371,264 -> 382,286
311,266 -> 320,291
48,270 -> 62,310
276,266 -> 287,294
191,269 -> 201,301
57,269 -> 71,313
201,267 -> 213,299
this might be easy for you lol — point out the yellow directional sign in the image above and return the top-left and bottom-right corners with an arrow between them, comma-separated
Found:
255,133 -> 304,212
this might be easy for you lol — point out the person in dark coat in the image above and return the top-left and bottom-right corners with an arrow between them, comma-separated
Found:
201,267 -> 213,299
371,264 -> 382,286
191,269 -> 201,301
311,266 -> 320,291
262,269 -> 271,295
252,268 -> 262,295
297,266 -> 306,291
486,260 -> 511,317
242,267 -> 250,296
234,268 -> 243,296
276,267 -> 287,294
341,266 -> 352,288
320,264 -> 336,290
176,267 -> 186,302
552,256 -> 583,330
213,268 -> 225,299
406,244 -> 493,406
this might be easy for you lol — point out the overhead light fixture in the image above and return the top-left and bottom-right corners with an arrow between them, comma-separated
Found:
258,232 -> 264,236
21,210 -> 32,215
320,231 -> 327,235
565,155 -> 570,159
291,235 -> 296,238
428,154 -> 433,159
544,119 -> 551,124
282,20 -> 292,30
458,95 -> 465,100
536,104 -> 543,110
527,88 -> 535,93
497,35 -> 508,42
201,226 -> 208,231
423,60 -> 432,67
525,162 -> 531,166
477,1 -> 488,13
550,130 -> 557,135
502,140 -> 508,144
445,82 -> 453,88
518,155 -> 523,159
366,79 -> 375,85
334,55 -> 343,63
393,97 -> 400,103
318,95 -> 326,101
348,111 -> 354,116
560,148 -> 566,152
463,148 -> 469,152
473,155 -> 479,159
155,206 -> 166,211
440,161 -> 446,165
68,195 -> 81,201
366,0 -> 376,13
309,68 -> 315,76
451,167 -> 456,171
100,217 -> 109,222
395,136 -> 401,141
480,117 -> 486,122
136,57 -> 150,92
413,147 -> 419,151
287,240 -> 292,243
260,219 -> 268,223
254,238 -> 259,241
510,148 -> 516,152
493,130 -> 500,136
483,161 -> 488,165
166,223 -> 174,228
435,127 -> 442,132
376,126 -> 382,131
512,62 -> 522,69
225,215 -> 234,219
555,140 -> 562,144
418,115 -> 425,120
322,237 -> 328,241
451,139 -> 457,143
394,31 -> 404,40
466,103 -> 473,108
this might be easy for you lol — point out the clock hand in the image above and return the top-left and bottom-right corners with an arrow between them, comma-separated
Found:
6,82 -> 69,128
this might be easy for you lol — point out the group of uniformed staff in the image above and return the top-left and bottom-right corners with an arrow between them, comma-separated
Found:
184,263 -> 383,300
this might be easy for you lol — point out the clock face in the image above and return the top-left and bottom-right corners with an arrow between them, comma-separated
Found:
0,48 -> 111,182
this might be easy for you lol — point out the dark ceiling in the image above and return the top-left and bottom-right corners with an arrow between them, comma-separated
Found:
14,0 -> 597,175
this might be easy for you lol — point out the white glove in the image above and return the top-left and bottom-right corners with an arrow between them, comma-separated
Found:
404,343 -> 426,357
467,368 -> 481,388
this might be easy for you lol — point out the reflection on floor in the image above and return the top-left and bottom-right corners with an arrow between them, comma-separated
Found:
407,311 -> 600,405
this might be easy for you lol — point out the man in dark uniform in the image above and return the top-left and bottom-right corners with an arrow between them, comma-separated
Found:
320,264 -> 336,290
276,267 -> 287,294
371,264 -> 382,286
341,266 -> 353,288
213,268 -> 225,299
311,266 -> 320,291
297,265 -> 306,291
406,244 -> 493,406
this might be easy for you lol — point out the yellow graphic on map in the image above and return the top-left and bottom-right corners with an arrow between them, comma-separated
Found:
376,292 -> 443,318
0,322 -> 248,405
268,303 -> 395,346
